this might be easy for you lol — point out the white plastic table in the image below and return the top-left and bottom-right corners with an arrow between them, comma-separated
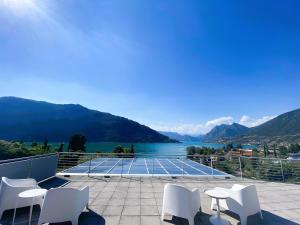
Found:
205,189 -> 230,225
13,188 -> 47,225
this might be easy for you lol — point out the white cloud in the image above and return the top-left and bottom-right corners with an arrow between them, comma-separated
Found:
205,116 -> 234,127
239,115 -> 276,127
152,115 -> 278,135
151,116 -> 234,135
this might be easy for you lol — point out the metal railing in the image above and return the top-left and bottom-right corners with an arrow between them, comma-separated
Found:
56,152 -> 300,182
0,153 -> 58,182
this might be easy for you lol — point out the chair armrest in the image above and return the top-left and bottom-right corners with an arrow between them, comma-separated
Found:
9,178 -> 38,188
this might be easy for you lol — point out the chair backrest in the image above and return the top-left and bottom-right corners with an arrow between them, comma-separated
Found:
230,184 -> 261,214
163,184 -> 195,218
0,177 -> 19,208
0,177 -> 41,212
39,186 -> 89,223
240,185 -> 261,212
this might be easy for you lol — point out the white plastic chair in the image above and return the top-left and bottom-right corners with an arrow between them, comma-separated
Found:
37,186 -> 89,225
161,184 -> 201,225
211,184 -> 262,225
0,177 -> 42,219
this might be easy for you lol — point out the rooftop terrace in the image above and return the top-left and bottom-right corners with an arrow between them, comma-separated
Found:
0,154 -> 300,225
2,176 -> 299,225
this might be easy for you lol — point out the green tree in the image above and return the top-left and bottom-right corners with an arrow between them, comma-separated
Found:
263,144 -> 269,157
56,143 -> 64,152
272,144 -> 277,158
278,146 -> 288,157
113,145 -> 124,154
68,134 -> 87,152
130,144 -> 135,154
236,143 -> 243,149
226,143 -> 233,151
43,139 -> 50,153
288,144 -> 300,153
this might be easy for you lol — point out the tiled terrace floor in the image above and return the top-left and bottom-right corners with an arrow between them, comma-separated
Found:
2,176 -> 300,225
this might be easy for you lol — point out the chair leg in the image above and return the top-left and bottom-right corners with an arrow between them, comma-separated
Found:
240,216 -> 247,225
161,213 -> 164,221
188,217 -> 194,225
0,209 -> 3,220
210,201 -> 215,210
71,219 -> 78,225
260,211 -> 263,220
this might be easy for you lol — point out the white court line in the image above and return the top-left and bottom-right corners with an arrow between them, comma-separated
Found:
167,159 -> 188,175
89,158 -> 110,171
106,159 -> 122,174
121,158 -> 134,174
65,158 -> 108,173
186,159 -> 227,175
127,158 -> 135,174
144,158 -> 149,174
176,159 -> 209,175
156,159 -> 169,174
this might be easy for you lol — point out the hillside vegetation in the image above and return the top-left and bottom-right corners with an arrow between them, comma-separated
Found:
250,109 -> 300,136
0,97 -> 173,143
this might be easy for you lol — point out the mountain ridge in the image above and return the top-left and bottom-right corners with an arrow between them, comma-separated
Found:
203,123 -> 250,141
159,131 -> 204,142
0,97 -> 175,143
203,108 -> 300,144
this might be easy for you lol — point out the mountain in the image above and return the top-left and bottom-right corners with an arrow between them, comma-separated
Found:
249,109 -> 300,136
207,109 -> 300,145
0,97 -> 175,143
204,123 -> 250,141
227,108 -> 300,145
159,131 -> 204,142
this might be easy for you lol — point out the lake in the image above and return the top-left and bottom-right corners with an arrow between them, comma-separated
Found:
45,141 -> 255,156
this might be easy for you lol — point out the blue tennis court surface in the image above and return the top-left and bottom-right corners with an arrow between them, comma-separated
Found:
59,157 -> 230,177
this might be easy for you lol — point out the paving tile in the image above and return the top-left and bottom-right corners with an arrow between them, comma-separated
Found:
102,206 -> 123,216
91,197 -> 110,206
108,198 -> 125,206
122,206 -> 141,216
119,215 -> 141,225
141,192 -> 155,198
127,192 -> 141,198
141,216 -> 161,225
141,198 -> 156,206
103,216 -> 120,225
88,204 -> 107,214
20,176 -> 300,225
141,205 -> 159,216
125,198 -> 140,206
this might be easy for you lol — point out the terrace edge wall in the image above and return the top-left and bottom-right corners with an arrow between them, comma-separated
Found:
0,154 -> 58,182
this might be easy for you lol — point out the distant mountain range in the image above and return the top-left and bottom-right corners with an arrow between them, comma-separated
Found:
249,109 -> 300,136
0,97 -> 175,143
162,109 -> 300,144
159,131 -> 204,142
0,96 -> 299,145
203,109 -> 300,144
203,123 -> 249,141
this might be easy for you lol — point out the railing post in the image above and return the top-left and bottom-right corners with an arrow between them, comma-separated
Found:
54,152 -> 59,175
210,157 -> 214,176
88,154 -> 92,178
280,159 -> 284,182
121,156 -> 123,178
239,157 -> 243,179
27,158 -> 33,178
152,158 -> 154,179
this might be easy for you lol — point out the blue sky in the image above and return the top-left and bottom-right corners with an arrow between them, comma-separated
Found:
0,0 -> 299,135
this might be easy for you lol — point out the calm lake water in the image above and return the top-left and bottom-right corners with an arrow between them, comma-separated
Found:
44,142 -> 255,156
